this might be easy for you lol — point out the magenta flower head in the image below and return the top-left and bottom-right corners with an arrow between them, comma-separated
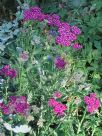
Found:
67,32 -> 77,41
9,69 -> 17,78
56,36 -> 71,46
52,14 -> 60,20
23,6 -> 45,21
54,56 -> 66,70
0,65 -> 17,79
53,91 -> 62,99
52,14 -> 61,27
23,6 -> 82,48
1,96 -> 30,116
72,43 -> 82,50
19,51 -> 29,62
53,103 -> 67,116
2,105 -> 10,115
48,98 -> 67,116
48,98 -> 58,108
84,93 -> 100,113
71,26 -> 81,35
59,22 -> 70,31
30,7 -> 41,13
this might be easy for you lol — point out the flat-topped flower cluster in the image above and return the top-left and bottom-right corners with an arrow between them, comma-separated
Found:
0,65 -> 17,79
48,98 -> 67,116
48,91 -> 67,116
23,7 -> 82,49
84,93 -> 100,113
0,96 -> 30,115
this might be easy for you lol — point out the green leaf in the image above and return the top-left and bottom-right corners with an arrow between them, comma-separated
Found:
94,41 -> 102,50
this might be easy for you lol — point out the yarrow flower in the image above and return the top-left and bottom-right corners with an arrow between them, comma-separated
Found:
24,6 -> 45,21
74,97 -> 81,105
54,56 -> 66,69
53,103 -> 67,116
56,23 -> 76,46
84,93 -> 100,113
0,96 -> 30,116
72,43 -> 82,49
44,14 -> 61,27
58,22 -> 70,32
71,26 -> 81,35
31,105 -> 40,114
37,118 -> 45,128
19,51 -> 29,62
53,91 -> 62,99
67,32 -> 77,41
23,7 -> 82,49
48,98 -> 67,116
26,115 -> 34,122
0,65 -> 17,78
48,98 -> 59,108
56,36 -> 71,46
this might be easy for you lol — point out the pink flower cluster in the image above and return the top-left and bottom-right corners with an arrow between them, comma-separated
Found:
23,7 -> 82,49
84,93 -> 100,113
48,92 -> 67,116
24,7 -> 45,21
54,56 -> 66,70
72,43 -> 82,49
0,96 -> 30,116
48,98 -> 67,116
56,23 -> 81,47
19,51 -> 29,62
0,65 -> 17,78
53,91 -> 62,99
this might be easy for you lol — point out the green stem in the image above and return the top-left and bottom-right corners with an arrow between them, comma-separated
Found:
91,128 -> 96,136
19,62 -> 23,93
10,130 -> 13,136
5,78 -> 9,99
77,110 -> 86,134
5,86 -> 8,99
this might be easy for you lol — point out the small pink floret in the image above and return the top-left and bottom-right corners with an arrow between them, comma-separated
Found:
72,43 -> 82,49
48,98 -> 58,108
53,91 -> 62,98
